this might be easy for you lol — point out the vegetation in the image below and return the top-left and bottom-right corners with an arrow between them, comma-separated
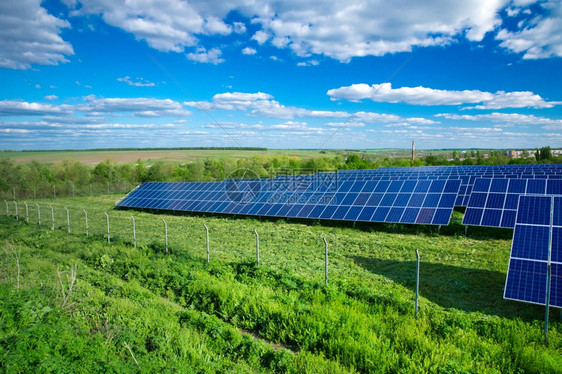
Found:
2,147 -> 561,199
1,195 -> 561,372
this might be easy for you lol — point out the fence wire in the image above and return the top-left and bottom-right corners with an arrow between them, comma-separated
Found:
4,198 -> 333,283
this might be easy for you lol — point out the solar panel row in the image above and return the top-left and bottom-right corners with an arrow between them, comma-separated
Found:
504,195 -> 562,308
340,164 -> 562,208
117,164 -> 562,226
117,177 -> 461,225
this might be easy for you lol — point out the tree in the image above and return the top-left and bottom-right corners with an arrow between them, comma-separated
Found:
536,146 -> 552,162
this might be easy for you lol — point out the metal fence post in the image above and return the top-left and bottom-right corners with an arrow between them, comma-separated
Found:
415,249 -> 420,319
323,237 -> 328,285
545,263 -> 551,345
24,202 -> 29,223
53,185 -> 56,198
254,229 -> 260,267
13,187 -> 16,199
36,203 -> 41,225
83,209 -> 88,236
50,205 -> 54,230
104,212 -> 110,243
64,207 -> 70,233
131,216 -> 136,248
5,200 -> 8,216
162,219 -> 168,254
14,201 -> 18,221
204,224 -> 209,263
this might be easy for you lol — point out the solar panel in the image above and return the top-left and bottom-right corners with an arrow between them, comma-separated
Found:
117,164 -> 562,227
463,179 -> 562,228
117,173 -> 460,226
504,195 -> 562,307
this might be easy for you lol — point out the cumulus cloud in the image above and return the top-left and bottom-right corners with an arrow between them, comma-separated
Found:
252,30 -> 270,45
73,0 -> 203,52
497,0 -> 562,59
117,76 -> 156,87
79,96 -> 191,117
249,0 -> 508,61
186,47 -> 224,64
242,47 -> 257,55
0,100 -> 72,116
185,91 -> 438,126
297,60 -> 319,67
0,0 -> 73,69
44,95 -> 59,101
327,82 -> 561,109
233,22 -> 246,34
66,0 -> 561,62
186,91 -> 348,119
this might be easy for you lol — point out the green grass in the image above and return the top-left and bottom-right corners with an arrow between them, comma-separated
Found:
1,195 -> 561,373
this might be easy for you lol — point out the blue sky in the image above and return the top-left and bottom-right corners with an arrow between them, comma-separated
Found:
1,0 -> 561,150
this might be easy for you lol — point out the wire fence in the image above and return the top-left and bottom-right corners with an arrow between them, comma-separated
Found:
0,182 -> 137,200
2,198 -> 339,282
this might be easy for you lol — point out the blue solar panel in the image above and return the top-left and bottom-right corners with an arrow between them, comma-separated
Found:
118,164 -> 562,229
463,179 -> 562,228
504,195 -> 562,307
118,174 -> 461,225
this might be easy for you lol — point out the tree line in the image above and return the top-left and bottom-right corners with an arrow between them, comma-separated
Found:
1,147 -> 560,198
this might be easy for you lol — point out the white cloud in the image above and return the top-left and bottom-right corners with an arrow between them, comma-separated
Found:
79,96 -> 191,117
249,0 -> 508,61
327,82 -> 561,109
68,0 -> 562,63
44,95 -> 59,101
233,22 -> 246,34
73,0 -> 204,52
252,30 -> 270,45
326,122 -> 365,128
184,91 -> 438,125
186,47 -> 224,64
0,0 -> 73,69
297,60 -> 319,67
270,121 -> 309,130
242,47 -> 257,55
497,0 -> 562,59
436,112 -> 562,126
117,76 -> 156,87
0,100 -> 71,116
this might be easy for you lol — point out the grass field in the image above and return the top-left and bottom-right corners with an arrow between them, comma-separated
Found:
1,194 -> 561,372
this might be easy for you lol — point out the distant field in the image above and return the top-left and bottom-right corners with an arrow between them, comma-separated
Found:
0,149 -> 340,165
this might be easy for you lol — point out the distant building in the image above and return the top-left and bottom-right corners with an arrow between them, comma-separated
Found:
505,149 -> 561,158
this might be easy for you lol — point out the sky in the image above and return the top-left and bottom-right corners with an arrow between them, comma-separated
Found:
0,0 -> 561,150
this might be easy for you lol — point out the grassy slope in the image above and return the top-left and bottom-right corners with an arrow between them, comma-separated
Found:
1,195 -> 561,373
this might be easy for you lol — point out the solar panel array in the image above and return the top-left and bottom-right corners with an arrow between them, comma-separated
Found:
116,163 -> 562,307
116,163 -> 562,227
504,195 -> 562,307
463,178 -> 562,228
117,177 -> 461,225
